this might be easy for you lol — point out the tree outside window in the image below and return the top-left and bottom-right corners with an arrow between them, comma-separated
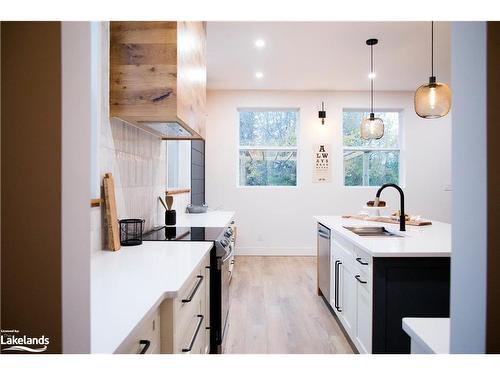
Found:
343,111 -> 401,187
238,110 -> 299,187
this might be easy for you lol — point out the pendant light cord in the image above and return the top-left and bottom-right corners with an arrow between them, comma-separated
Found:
370,44 -> 374,114
431,21 -> 434,77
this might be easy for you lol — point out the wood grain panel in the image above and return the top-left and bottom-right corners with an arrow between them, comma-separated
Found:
110,64 -> 177,92
177,22 -> 207,138
110,21 -> 206,140
110,21 -> 176,44
110,43 -> 176,66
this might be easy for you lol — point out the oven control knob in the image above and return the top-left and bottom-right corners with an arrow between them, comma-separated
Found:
224,228 -> 233,238
221,238 -> 229,247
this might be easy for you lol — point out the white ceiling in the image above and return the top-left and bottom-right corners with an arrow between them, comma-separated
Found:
207,22 -> 451,91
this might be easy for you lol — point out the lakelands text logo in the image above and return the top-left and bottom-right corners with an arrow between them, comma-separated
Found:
1,329 -> 49,353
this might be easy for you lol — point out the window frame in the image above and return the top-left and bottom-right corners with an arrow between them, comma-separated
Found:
341,109 -> 405,188
236,107 -> 300,188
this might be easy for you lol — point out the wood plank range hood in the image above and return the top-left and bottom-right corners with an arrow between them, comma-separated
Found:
110,21 -> 206,139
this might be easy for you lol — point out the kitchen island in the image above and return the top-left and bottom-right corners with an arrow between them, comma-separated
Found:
314,215 -> 451,354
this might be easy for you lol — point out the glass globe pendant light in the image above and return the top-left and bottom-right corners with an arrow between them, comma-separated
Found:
360,38 -> 384,140
414,22 -> 452,118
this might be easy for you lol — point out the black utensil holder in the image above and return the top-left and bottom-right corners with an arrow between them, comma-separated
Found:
119,219 -> 145,246
165,210 -> 176,225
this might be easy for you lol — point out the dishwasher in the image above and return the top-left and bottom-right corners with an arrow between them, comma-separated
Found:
317,223 -> 331,302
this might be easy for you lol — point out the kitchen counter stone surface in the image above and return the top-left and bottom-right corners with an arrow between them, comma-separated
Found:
173,210 -> 235,228
402,317 -> 450,354
91,241 -> 213,353
314,215 -> 451,257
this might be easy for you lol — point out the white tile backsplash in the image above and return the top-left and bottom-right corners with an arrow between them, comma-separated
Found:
91,119 -> 167,254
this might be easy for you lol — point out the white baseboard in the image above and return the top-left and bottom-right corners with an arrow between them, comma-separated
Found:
235,246 -> 315,256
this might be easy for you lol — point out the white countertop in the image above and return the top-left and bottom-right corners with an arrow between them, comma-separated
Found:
402,317 -> 450,354
91,241 -> 213,353
174,210 -> 235,228
314,215 -> 451,257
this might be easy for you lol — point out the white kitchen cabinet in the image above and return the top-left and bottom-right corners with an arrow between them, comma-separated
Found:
160,253 -> 210,354
355,280 -> 372,353
330,232 -> 373,353
114,309 -> 161,354
339,262 -> 357,335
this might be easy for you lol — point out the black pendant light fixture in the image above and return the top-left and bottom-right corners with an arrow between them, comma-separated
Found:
414,21 -> 452,118
360,38 -> 384,140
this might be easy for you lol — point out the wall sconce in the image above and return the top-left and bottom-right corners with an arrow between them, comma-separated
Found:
318,101 -> 327,125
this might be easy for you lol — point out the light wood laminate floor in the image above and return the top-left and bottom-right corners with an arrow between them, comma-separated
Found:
223,256 -> 354,354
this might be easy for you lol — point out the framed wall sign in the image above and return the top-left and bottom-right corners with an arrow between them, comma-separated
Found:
313,143 -> 331,183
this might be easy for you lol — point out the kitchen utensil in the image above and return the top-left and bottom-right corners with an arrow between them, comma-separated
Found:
165,209 -> 176,225
166,195 -> 174,211
103,173 -> 121,251
119,219 -> 145,246
159,196 -> 167,210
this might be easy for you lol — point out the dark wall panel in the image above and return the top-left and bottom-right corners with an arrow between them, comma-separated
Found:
487,21 -> 500,354
1,22 -> 62,353
191,140 -> 205,205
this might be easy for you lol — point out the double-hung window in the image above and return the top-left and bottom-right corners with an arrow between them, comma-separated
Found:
343,110 -> 402,186
238,109 -> 299,187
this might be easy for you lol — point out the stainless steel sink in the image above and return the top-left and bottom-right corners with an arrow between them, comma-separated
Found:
343,226 -> 402,237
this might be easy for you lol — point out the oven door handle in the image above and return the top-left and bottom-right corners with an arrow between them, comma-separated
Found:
222,245 -> 234,263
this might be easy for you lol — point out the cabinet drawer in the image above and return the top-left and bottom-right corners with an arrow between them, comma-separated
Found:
174,274 -> 205,336
332,236 -> 355,270
353,247 -> 372,268
178,313 -> 206,354
331,232 -> 355,257
115,308 -> 161,354
160,253 -> 210,354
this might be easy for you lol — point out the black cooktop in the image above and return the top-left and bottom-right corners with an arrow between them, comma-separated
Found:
143,226 -> 225,241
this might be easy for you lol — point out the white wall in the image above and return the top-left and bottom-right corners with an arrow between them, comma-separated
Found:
449,22 -> 487,354
206,90 -> 451,255
61,21 -> 91,353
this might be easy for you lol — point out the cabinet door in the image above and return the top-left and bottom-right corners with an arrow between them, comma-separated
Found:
339,263 -> 357,336
356,282 -> 372,353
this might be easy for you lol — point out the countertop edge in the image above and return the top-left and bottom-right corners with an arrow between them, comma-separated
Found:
402,317 -> 450,354
315,216 -> 451,258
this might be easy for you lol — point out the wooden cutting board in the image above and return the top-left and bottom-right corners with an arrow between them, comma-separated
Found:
342,214 -> 432,226
103,173 -> 121,251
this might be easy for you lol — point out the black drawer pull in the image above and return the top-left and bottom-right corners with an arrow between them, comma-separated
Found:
182,275 -> 203,303
355,274 -> 367,284
356,257 -> 369,265
182,315 -> 204,353
139,339 -> 150,354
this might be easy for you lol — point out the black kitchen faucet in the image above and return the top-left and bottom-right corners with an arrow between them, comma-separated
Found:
375,183 -> 406,231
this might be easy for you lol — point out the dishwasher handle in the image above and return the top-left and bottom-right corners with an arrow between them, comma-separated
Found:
318,230 -> 330,239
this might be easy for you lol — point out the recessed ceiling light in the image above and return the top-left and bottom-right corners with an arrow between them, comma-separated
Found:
255,39 -> 266,48
255,71 -> 264,79
368,72 -> 376,79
